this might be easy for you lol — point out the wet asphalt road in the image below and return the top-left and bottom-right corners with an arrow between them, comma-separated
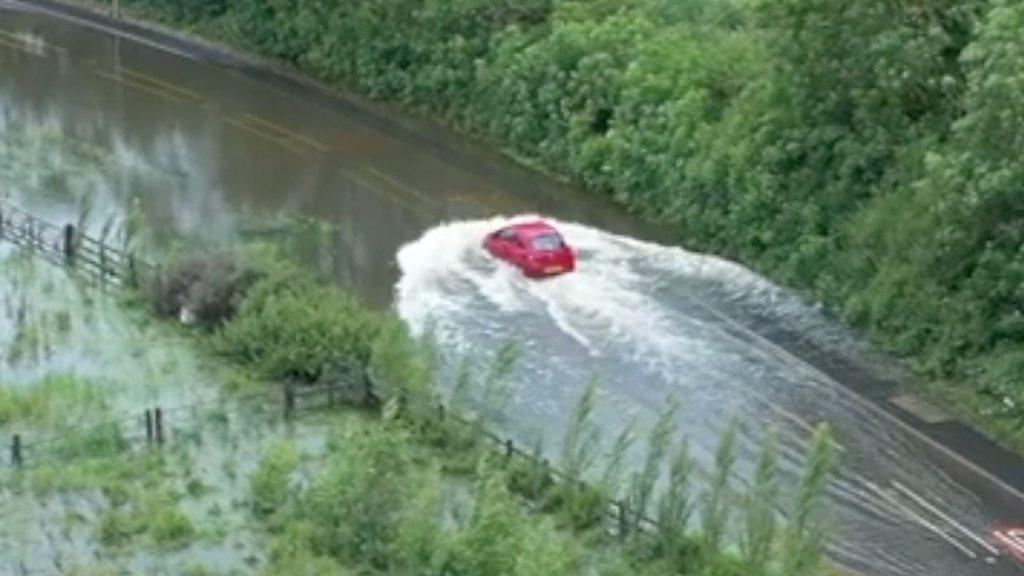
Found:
0,3 -> 1022,575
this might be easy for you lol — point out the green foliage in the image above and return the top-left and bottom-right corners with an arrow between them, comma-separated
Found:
626,400 -> 677,537
97,486 -> 195,549
741,430 -> 780,572
655,439 -> 694,566
0,374 -> 107,427
261,522 -> 350,576
561,382 -> 600,485
369,318 -> 438,415
301,423 -> 422,568
700,424 -> 738,560
217,269 -> 380,382
250,440 -> 300,518
781,425 -> 838,576
450,473 -> 581,576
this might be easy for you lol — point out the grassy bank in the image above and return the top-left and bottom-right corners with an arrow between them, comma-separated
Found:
81,0 -> 1024,447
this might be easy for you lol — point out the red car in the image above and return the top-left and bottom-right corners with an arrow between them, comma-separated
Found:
991,525 -> 1024,564
484,221 -> 575,278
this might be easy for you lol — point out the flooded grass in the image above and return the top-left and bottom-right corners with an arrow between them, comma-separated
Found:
0,249 -> 336,575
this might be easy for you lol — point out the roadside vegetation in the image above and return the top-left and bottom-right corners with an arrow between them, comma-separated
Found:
143,248 -> 840,576
94,0 -> 1024,445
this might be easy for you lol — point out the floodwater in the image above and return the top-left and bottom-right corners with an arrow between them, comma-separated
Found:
0,3 -> 1021,575
0,245 -> 341,575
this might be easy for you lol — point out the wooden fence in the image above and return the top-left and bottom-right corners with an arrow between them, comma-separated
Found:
0,199 -> 154,288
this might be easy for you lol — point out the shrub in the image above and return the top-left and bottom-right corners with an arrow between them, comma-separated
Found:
217,276 -> 380,382
146,252 -> 259,328
261,522 -> 350,576
250,440 -> 300,518
301,423 -> 422,568
0,374 -> 107,427
450,473 -> 581,576
96,487 -> 195,549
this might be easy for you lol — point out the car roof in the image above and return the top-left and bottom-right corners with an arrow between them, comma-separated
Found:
508,220 -> 560,238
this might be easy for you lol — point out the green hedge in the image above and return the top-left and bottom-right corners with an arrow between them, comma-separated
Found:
111,0 -> 1023,428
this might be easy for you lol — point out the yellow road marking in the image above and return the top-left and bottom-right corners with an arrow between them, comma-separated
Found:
363,167 -> 438,206
345,171 -> 418,212
92,69 -> 192,104
240,114 -> 328,153
0,28 -> 67,54
449,195 -> 500,217
0,35 -> 43,57
116,66 -> 205,103
223,116 -> 308,156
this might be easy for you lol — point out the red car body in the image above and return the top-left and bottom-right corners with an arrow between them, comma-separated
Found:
484,221 -> 575,278
991,525 -> 1024,564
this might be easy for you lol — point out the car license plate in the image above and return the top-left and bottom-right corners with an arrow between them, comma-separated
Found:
543,266 -> 563,274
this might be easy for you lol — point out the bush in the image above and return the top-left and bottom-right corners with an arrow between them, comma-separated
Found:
96,487 -> 195,549
250,440 -> 300,518
146,252 -> 259,328
450,473 -> 582,576
217,273 -> 380,382
301,423 -> 422,568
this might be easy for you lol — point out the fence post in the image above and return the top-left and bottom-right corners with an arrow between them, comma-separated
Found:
154,408 -> 164,444
438,403 -> 445,422
62,224 -> 76,263
11,434 -> 22,467
128,253 -> 138,288
99,243 -> 107,286
284,383 -> 295,419
505,439 -> 514,459
145,409 -> 153,444
617,501 -> 628,541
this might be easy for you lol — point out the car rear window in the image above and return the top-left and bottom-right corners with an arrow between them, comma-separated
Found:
531,233 -> 564,251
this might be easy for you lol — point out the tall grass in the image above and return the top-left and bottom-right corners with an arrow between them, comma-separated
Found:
782,425 -> 838,576
655,438 -> 694,564
626,399 -> 678,537
741,428 -> 780,572
700,423 -> 738,559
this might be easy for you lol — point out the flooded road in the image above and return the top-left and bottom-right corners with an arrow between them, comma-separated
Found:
1,3 -> 1022,575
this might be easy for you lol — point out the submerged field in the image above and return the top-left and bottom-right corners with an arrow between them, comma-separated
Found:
0,249 -> 320,574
